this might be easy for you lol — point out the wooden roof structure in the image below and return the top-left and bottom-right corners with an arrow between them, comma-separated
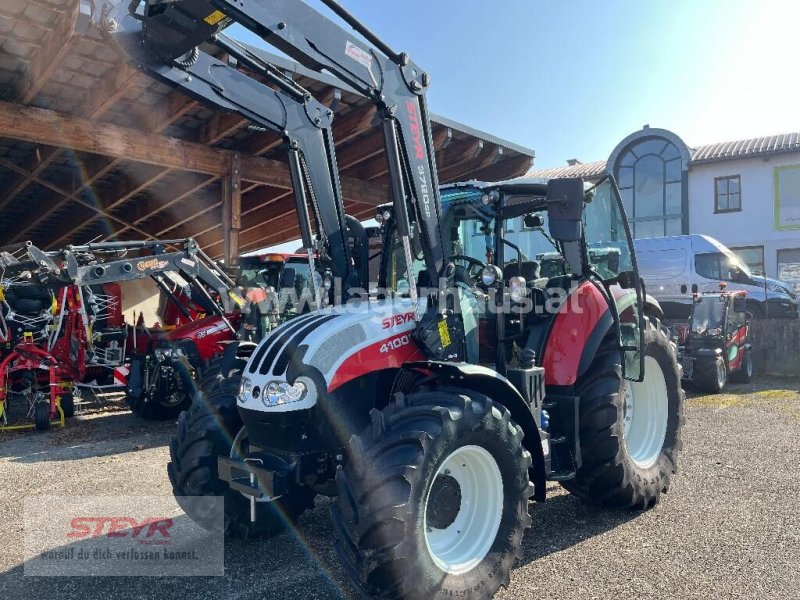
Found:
0,0 -> 535,262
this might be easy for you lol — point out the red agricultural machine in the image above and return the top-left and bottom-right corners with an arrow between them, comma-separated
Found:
83,0 -> 685,597
678,285 -> 753,393
0,239 -> 241,430
125,251 -> 325,419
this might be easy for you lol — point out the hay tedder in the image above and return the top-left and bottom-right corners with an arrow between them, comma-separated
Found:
0,239 -> 241,430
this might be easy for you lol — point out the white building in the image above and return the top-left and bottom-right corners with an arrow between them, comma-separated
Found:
527,127 -> 800,291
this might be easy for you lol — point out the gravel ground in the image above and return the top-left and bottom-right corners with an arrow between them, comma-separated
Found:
1,379 -> 799,599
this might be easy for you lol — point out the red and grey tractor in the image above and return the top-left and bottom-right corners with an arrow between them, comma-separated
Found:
678,286 -> 753,393
79,0 -> 685,596
169,176 -> 684,597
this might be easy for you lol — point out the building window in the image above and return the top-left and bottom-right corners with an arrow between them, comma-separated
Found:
614,136 -> 685,239
715,175 -> 741,213
777,248 -> 800,293
730,245 -> 764,275
774,165 -> 800,230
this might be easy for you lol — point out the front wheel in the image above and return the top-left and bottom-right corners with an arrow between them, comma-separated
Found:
563,322 -> 684,509
694,356 -> 727,393
167,372 -> 314,537
333,388 -> 533,599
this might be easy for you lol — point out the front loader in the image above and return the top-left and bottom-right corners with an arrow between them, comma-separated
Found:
81,2 -> 685,598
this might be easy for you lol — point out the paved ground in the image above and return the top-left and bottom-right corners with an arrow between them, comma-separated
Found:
1,379 -> 799,599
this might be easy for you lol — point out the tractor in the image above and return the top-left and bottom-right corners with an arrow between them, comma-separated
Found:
678,286 -> 753,393
80,1 -> 685,597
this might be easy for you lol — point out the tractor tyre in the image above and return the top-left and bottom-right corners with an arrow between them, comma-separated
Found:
332,388 -> 533,599
694,356 -> 727,393
60,393 -> 75,418
562,321 -> 684,510
34,401 -> 51,431
130,354 -> 193,421
168,371 -> 314,538
730,351 -> 753,383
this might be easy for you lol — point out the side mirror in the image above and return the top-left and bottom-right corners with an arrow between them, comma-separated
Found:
546,178 -> 584,242
617,270 -> 637,289
732,295 -> 748,313
523,214 -> 544,229
280,267 -> 296,289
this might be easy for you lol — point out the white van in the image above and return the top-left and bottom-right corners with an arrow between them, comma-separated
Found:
634,235 -> 798,319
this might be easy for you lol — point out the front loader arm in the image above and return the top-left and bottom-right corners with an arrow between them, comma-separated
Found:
81,0 -> 357,293
197,0 -> 448,285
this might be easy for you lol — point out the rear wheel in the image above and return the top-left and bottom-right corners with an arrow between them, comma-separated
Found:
333,388 -> 532,599
59,393 -> 75,418
694,356 -> 727,393
562,323 -> 684,509
167,371 -> 314,537
730,351 -> 753,383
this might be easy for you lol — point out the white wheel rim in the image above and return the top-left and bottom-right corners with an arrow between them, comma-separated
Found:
717,361 -> 726,388
423,445 -> 503,575
622,356 -> 669,469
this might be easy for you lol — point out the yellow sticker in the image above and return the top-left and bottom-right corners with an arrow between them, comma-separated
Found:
438,318 -> 451,348
204,10 -> 226,25
229,290 -> 246,308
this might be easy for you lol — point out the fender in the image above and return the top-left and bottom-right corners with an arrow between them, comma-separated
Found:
542,281 -> 612,386
393,361 -> 547,502
220,340 -> 257,378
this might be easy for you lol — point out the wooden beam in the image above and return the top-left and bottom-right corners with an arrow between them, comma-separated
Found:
16,6 -> 79,103
232,204 -> 378,257
83,59 -> 141,119
6,93 -> 201,243
0,156 -> 158,244
199,112 -> 246,146
0,101 -> 227,176
222,153 -> 242,266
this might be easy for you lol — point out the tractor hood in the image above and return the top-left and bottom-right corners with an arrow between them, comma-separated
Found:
238,299 -> 424,413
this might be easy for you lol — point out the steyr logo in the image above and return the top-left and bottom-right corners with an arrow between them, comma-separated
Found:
382,311 -> 415,329
406,100 -> 425,160
67,517 -> 174,545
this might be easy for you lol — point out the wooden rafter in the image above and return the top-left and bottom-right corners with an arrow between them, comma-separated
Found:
15,4 -> 79,104
0,157 -> 158,243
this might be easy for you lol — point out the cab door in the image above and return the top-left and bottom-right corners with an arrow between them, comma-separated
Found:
582,176 -> 645,382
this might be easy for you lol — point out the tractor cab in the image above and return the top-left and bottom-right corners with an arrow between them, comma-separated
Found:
680,286 -> 753,392
379,175 -> 646,383
237,252 -> 324,340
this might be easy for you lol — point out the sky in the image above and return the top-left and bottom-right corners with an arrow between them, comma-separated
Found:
232,0 -> 800,251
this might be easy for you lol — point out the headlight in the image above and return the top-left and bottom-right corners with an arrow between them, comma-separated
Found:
154,347 -> 181,361
375,208 -> 391,224
238,376 -> 253,403
263,379 -> 309,407
509,276 -> 527,303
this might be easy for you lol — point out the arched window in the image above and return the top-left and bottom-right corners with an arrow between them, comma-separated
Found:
612,134 -> 687,238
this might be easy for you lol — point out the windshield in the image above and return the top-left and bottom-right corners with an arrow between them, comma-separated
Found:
690,297 -> 726,335
238,262 -> 281,290
695,252 -> 750,282
583,178 -> 634,281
